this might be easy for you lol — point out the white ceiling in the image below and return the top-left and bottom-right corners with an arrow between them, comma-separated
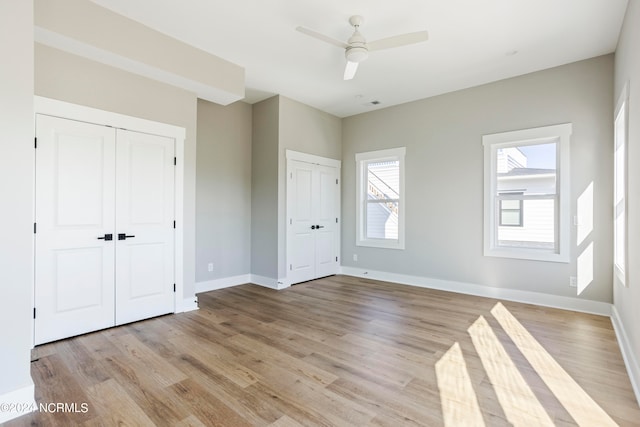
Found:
90,0 -> 628,118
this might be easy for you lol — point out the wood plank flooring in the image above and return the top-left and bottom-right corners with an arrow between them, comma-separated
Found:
5,275 -> 640,426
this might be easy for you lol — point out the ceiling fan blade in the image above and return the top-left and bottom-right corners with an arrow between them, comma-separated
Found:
344,61 -> 359,80
368,31 -> 429,51
296,26 -> 348,49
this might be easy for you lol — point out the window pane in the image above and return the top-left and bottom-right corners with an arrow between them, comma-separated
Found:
501,199 -> 521,210
500,210 -> 521,226
367,160 -> 399,200
366,160 -> 399,240
498,199 -> 555,249
366,201 -> 398,239
496,142 -> 557,196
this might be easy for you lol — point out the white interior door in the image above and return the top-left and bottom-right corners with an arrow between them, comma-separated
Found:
34,115 -> 116,344
314,165 -> 339,278
288,160 -> 316,284
115,129 -> 175,325
287,158 -> 339,285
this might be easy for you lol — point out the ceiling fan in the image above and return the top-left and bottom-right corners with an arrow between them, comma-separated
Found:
296,15 -> 428,80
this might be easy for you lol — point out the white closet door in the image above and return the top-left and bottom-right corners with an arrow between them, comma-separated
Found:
34,115 -> 116,345
287,159 -> 339,285
314,164 -> 339,278
114,129 -> 175,325
288,160 -> 316,284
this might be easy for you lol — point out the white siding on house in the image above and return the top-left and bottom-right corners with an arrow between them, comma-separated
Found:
498,199 -> 555,248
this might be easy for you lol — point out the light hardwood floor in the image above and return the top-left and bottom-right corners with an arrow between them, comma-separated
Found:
6,275 -> 640,426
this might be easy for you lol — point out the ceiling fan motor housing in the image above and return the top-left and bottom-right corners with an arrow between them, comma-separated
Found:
346,30 -> 368,63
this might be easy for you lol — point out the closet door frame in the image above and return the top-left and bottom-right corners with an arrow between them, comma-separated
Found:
285,149 -> 341,286
33,96 -> 187,345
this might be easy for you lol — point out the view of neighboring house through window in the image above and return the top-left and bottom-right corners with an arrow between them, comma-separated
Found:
496,143 -> 557,248
483,124 -> 571,262
356,147 -> 405,249
614,84 -> 628,286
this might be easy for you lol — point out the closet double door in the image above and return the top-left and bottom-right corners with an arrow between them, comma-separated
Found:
287,156 -> 340,285
34,115 -> 175,345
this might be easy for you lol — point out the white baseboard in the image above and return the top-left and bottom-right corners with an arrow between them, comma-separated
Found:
611,305 -> 640,406
339,266 -> 612,316
195,274 -> 291,293
0,383 -> 35,424
196,274 -> 251,294
250,275 -> 290,290
178,297 -> 199,313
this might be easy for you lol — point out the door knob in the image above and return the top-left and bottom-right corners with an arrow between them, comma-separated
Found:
316,225 -> 324,229
97,233 -> 113,241
118,233 -> 136,240
311,225 -> 316,230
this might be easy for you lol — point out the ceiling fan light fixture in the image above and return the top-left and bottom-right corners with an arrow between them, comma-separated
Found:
345,46 -> 369,63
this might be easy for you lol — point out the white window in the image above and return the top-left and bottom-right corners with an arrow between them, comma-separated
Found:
483,124 -> 572,262
356,147 -> 405,249
614,84 -> 628,286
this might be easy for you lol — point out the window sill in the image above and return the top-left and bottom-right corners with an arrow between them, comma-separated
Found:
484,247 -> 569,263
357,239 -> 405,250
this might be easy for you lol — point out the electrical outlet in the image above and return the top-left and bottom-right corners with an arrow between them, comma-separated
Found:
353,254 -> 358,262
207,262 -> 213,272
569,276 -> 577,287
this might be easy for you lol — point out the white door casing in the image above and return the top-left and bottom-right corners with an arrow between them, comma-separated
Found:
34,115 -> 117,344
286,151 -> 341,285
34,107 -> 181,345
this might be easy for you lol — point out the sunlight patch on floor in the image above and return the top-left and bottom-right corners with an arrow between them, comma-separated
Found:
435,342 -> 485,426
468,315 -> 554,426
491,302 -> 617,426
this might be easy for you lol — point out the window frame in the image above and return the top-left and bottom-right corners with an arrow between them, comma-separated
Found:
355,147 -> 406,250
614,83 -> 629,286
483,123 -> 572,263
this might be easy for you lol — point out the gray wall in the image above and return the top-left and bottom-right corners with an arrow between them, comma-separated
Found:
342,55 -> 614,303
614,0 -> 640,388
249,95 -> 342,282
0,0 -> 34,409
196,99 -> 252,282
35,44 -> 199,300
277,96 -> 342,280
251,96 -> 280,279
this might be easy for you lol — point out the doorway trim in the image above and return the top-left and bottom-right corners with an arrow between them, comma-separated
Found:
33,96 -> 187,344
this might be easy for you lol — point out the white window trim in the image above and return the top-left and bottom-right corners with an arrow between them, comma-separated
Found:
483,123 -> 572,263
614,83 -> 629,287
355,147 -> 406,249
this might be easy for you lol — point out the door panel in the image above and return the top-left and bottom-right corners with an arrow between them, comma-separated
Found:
115,129 -> 175,325
34,115 -> 116,345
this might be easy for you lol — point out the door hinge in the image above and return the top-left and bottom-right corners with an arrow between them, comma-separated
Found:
33,223 -> 36,234
174,157 -> 177,166
336,178 -> 339,184
336,218 -> 338,223
290,172 -> 293,179
290,264 -> 292,271
33,307 -> 36,319
289,218 -> 292,225
336,256 -> 338,262
173,220 -> 176,229
173,283 -> 176,292
34,137 -> 37,149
